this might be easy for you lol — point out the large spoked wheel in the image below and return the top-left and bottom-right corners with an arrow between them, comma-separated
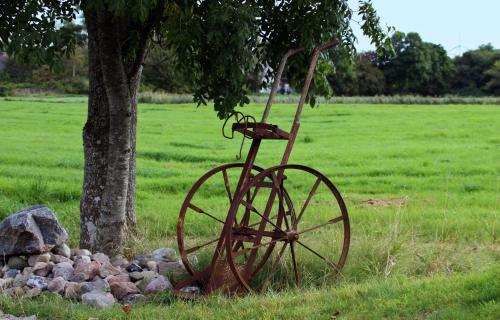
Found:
178,163 -> 284,276
224,164 -> 350,292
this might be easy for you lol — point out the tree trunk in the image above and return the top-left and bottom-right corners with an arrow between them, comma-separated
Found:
80,8 -> 142,255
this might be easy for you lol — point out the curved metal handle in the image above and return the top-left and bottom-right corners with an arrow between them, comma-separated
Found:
292,39 -> 340,125
261,47 -> 304,123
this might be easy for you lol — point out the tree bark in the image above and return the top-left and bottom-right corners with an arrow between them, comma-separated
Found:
80,7 -> 143,255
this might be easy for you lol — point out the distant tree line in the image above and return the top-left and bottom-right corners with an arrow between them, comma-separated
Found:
328,31 -> 500,97
1,30 -> 500,97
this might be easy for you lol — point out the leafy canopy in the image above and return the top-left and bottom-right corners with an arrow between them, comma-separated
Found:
0,0 -> 392,118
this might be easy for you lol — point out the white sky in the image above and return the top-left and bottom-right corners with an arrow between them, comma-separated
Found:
350,0 -> 500,56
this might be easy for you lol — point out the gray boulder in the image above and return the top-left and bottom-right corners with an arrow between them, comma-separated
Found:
0,206 -> 68,256
81,291 -> 115,309
80,279 -> 110,295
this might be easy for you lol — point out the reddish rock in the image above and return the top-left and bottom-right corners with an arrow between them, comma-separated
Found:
28,253 -> 51,267
91,253 -> 110,265
52,261 -> 74,280
107,273 -> 130,285
73,260 -> 100,281
51,254 -> 73,264
99,262 -> 121,278
64,282 -> 82,299
110,281 -> 140,299
47,276 -> 66,294
33,261 -> 53,277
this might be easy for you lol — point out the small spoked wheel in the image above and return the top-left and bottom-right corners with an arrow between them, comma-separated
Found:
177,163 -> 262,275
224,164 -> 350,292
177,163 -> 291,278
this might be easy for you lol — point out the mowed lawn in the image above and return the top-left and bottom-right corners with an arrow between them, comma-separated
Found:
0,99 -> 499,319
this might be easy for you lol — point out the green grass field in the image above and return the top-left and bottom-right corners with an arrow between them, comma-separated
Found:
0,99 -> 499,319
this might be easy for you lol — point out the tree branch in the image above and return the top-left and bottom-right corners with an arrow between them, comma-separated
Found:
127,0 -> 166,80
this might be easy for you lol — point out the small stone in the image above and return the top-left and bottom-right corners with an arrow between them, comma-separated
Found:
125,263 -> 142,273
24,287 -> 42,298
4,269 -> 20,279
180,286 -> 201,294
81,291 -> 115,309
146,261 -> 158,272
74,255 -> 91,265
7,256 -> 27,270
157,261 -> 189,283
0,278 -> 14,290
80,279 -> 110,295
136,271 -> 156,291
52,243 -> 71,258
110,255 -> 128,268
107,273 -> 130,285
121,293 -> 146,305
47,276 -> 66,294
91,253 -> 110,265
28,253 -> 51,267
69,273 -> 86,283
73,260 -> 100,281
22,267 -> 33,275
52,262 -> 74,280
27,276 -> 48,289
13,273 -> 30,287
72,249 -> 92,257
110,281 -> 140,299
128,271 -> 145,281
99,263 -> 121,278
33,262 -> 53,277
152,248 -> 177,262
50,254 -> 73,264
64,282 -> 82,299
144,275 -> 172,294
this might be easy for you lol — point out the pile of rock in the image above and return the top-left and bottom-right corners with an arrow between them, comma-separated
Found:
0,206 -> 198,309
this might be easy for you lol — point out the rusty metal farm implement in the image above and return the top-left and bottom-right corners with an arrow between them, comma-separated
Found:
174,41 -> 350,295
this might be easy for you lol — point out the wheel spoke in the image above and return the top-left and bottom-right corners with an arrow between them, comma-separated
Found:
261,243 -> 288,292
240,199 -> 285,233
232,235 -> 287,258
296,240 -> 342,273
278,188 -> 291,231
290,241 -> 300,285
296,177 -> 322,226
250,184 -> 261,202
188,203 -> 225,224
222,169 -> 232,203
185,236 -> 222,254
297,216 -> 344,236
247,214 -> 277,228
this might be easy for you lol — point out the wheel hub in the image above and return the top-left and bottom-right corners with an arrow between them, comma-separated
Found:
285,230 -> 299,242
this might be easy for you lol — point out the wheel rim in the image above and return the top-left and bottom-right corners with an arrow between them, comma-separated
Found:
177,163 -> 268,276
224,164 -> 350,292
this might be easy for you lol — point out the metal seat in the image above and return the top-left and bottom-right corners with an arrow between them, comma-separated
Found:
232,122 -> 289,140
